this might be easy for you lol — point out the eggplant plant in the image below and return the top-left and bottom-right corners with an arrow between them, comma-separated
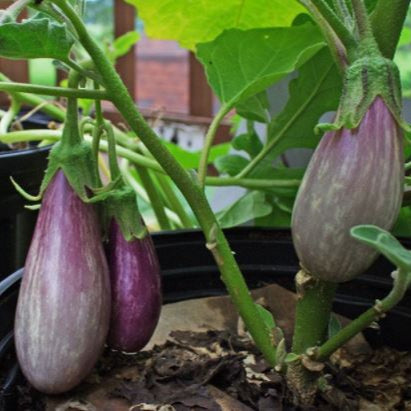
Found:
0,0 -> 411,406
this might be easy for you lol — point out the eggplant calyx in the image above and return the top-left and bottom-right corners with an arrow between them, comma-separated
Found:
104,185 -> 147,242
38,140 -> 99,202
317,54 -> 409,134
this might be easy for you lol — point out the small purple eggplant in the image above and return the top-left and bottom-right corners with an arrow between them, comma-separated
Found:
14,170 -> 111,394
292,97 -> 404,282
106,219 -> 162,352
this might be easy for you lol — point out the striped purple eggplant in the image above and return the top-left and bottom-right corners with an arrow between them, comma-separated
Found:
14,170 -> 111,394
292,97 -> 404,282
107,220 -> 161,352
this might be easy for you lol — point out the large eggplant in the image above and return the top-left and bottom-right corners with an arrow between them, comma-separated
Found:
14,170 -> 111,394
107,220 -> 161,352
292,97 -> 404,282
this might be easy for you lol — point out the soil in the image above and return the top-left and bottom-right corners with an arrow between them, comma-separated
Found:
8,329 -> 411,411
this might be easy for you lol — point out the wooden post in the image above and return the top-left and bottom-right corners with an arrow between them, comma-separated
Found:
188,52 -> 213,117
0,2 -> 29,107
114,0 -> 137,100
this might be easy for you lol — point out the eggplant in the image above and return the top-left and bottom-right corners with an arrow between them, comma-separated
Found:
14,170 -> 111,394
107,220 -> 162,352
292,97 -> 404,282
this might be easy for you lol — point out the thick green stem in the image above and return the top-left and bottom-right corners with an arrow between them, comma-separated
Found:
351,0 -> 375,41
317,269 -> 410,361
0,81 -> 109,100
53,0 -> 276,366
299,0 -> 349,70
198,104 -> 229,187
303,0 -> 357,51
371,0 -> 411,59
291,271 -> 337,354
135,166 -> 173,230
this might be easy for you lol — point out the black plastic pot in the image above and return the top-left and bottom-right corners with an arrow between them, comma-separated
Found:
1,227 -> 411,409
0,146 -> 50,280
0,111 -> 53,281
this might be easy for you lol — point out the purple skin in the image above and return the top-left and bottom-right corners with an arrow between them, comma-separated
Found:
292,97 -> 404,282
14,170 -> 111,394
107,220 -> 162,352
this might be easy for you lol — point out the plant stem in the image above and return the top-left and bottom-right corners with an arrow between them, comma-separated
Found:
371,0 -> 411,59
351,0 -> 374,40
154,173 -> 195,228
121,161 -> 182,227
302,0 -> 357,51
333,0 -> 354,31
299,0 -> 349,70
291,271 -> 337,354
0,129 -> 302,191
135,166 -> 173,230
286,271 -> 337,406
0,97 -> 21,135
53,0 -> 277,366
198,104 -> 229,187
316,269 -> 410,361
0,82 -> 109,100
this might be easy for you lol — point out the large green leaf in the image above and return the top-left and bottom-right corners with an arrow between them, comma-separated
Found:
351,225 -> 411,272
216,191 -> 272,228
0,17 -> 73,60
251,48 -> 342,178
127,0 -> 305,50
163,141 -> 231,169
196,24 -> 325,109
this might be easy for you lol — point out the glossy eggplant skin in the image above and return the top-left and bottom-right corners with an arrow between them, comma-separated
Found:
14,170 -> 111,394
107,220 -> 162,352
292,97 -> 404,283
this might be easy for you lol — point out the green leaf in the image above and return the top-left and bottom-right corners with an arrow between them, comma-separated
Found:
236,91 -> 270,123
216,191 -> 272,228
111,31 -> 140,60
351,225 -> 411,271
163,141 -> 231,169
0,17 -> 74,60
127,0 -> 306,50
251,48 -> 342,178
284,353 -> 300,363
196,24 -> 325,109
255,198 -> 292,228
232,132 -> 263,159
214,154 -> 249,176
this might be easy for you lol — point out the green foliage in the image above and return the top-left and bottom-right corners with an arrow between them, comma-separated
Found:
196,24 -> 325,110
163,141 -> 231,169
0,16 -> 74,60
250,48 -> 342,179
351,225 -> 411,272
109,31 -> 140,61
126,0 -> 305,50
214,154 -> 249,176
216,191 -> 272,228
232,131 -> 263,159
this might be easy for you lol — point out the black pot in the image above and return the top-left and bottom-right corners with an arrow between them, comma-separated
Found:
0,146 -> 49,280
1,227 -> 411,410
0,110 -> 53,281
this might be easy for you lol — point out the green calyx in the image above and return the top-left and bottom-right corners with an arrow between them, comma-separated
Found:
317,53 -> 405,133
38,96 -> 99,201
102,184 -> 147,242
